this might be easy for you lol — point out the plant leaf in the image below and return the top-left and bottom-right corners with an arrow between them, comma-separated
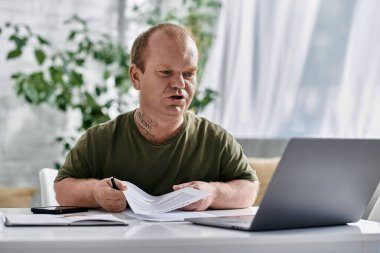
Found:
68,31 -> 77,41
11,72 -> 22,79
75,58 -> 85,66
9,35 -> 27,48
115,75 -> 123,86
54,162 -> 61,170
34,49 -> 46,65
37,35 -> 50,45
49,66 -> 64,84
7,49 -> 22,59
69,71 -> 84,86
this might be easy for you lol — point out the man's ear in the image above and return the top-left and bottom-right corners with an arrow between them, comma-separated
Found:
129,64 -> 142,90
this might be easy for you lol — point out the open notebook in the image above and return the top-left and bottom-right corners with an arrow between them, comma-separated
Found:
4,212 -> 128,226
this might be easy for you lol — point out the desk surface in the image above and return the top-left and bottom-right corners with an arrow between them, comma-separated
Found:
1,208 -> 380,253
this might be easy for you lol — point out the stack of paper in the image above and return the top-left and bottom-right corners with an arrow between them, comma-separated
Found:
121,181 -> 212,221
122,181 -> 209,215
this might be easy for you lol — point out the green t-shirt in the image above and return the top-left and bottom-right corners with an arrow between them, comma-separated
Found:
56,110 -> 257,195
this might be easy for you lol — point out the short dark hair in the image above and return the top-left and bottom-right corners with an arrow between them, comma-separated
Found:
131,23 -> 197,72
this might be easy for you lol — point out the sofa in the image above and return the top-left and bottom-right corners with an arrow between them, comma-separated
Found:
0,187 -> 37,207
248,157 -> 281,206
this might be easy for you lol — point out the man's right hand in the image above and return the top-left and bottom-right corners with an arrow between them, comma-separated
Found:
93,178 -> 128,213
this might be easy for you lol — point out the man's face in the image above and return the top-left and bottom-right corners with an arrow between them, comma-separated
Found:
132,31 -> 198,118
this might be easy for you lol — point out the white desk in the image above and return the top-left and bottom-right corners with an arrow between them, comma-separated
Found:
1,208 -> 380,253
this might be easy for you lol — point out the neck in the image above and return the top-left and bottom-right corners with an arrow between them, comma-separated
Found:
134,108 -> 184,143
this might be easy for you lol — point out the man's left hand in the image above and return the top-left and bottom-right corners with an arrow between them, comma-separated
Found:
173,181 -> 215,211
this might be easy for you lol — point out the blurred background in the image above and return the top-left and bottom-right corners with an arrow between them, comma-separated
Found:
0,0 -> 379,206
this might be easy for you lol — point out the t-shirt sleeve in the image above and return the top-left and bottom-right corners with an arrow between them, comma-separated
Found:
219,132 -> 258,182
55,130 -> 94,182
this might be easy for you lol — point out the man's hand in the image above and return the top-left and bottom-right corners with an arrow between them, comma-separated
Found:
173,181 -> 216,211
93,178 -> 128,213
173,180 -> 258,210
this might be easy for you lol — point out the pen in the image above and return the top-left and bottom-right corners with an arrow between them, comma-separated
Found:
110,177 -> 120,190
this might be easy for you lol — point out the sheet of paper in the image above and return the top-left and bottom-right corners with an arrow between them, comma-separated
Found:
122,181 -> 209,215
122,209 -> 215,222
6,214 -> 69,225
62,213 -> 128,224
0,212 -> 5,231
4,213 -> 128,226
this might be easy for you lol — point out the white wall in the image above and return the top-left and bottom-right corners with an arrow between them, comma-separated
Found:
0,0 -> 118,205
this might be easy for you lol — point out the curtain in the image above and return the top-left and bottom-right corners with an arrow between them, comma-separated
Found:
200,0 -> 321,138
321,0 -> 380,138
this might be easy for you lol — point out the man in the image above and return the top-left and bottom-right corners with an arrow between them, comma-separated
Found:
54,23 -> 258,212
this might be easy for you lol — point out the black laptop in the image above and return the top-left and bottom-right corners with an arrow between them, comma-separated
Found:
185,138 -> 380,231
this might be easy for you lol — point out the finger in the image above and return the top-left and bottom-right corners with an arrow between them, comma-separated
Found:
108,194 -> 126,202
105,178 -> 127,191
101,198 -> 127,211
101,198 -> 126,209
186,184 -> 200,190
182,203 -> 201,211
182,204 -> 197,211
104,202 -> 127,213
114,178 -> 127,191
105,199 -> 127,208
173,182 -> 194,190
182,199 -> 202,210
185,203 -> 207,212
105,178 -> 114,188
102,188 -> 127,201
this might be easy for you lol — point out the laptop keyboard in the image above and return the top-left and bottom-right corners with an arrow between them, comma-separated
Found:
221,215 -> 255,221
218,215 -> 255,228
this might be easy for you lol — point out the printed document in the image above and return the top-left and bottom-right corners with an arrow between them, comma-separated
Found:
122,181 -> 209,215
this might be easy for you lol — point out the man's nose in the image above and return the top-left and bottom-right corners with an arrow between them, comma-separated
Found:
170,74 -> 186,88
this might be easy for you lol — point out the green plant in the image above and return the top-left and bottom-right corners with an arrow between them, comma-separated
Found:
2,16 -> 132,168
1,1 -> 220,168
